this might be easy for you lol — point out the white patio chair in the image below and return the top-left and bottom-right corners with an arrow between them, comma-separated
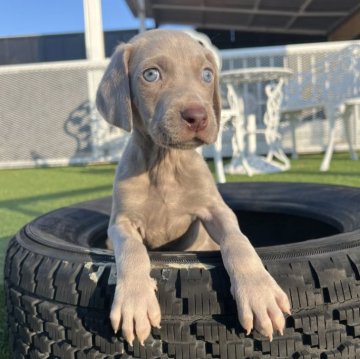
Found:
281,44 -> 360,171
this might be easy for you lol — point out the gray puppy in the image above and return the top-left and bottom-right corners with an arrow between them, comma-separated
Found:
96,29 -> 291,346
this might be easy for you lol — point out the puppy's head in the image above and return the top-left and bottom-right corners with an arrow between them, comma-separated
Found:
96,29 -> 221,149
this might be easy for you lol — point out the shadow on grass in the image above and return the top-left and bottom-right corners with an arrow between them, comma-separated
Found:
78,166 -> 116,175
0,184 -> 111,218
288,170 -> 360,178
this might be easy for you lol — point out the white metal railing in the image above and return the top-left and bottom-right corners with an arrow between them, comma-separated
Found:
0,40 -> 359,169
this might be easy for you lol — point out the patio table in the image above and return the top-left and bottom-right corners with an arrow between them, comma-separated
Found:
214,67 -> 292,181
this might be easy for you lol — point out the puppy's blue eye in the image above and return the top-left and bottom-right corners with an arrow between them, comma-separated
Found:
202,68 -> 213,83
143,68 -> 160,82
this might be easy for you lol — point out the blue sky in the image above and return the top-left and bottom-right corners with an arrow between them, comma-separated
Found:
0,0 -> 155,37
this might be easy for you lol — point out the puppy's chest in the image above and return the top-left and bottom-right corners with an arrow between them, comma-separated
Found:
128,187 -> 196,248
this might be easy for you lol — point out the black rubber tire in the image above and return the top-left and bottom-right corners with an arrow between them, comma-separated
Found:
5,182 -> 360,359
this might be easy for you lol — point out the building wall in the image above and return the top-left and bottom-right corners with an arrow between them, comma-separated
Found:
0,30 -> 138,65
0,28 -> 329,66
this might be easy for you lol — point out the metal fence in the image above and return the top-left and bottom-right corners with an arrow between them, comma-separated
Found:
0,60 -> 128,168
0,40 -> 359,168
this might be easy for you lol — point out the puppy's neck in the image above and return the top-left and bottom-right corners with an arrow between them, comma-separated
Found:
131,129 -> 197,184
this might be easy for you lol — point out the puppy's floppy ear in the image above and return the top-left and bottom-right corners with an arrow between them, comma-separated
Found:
96,43 -> 133,132
204,49 -> 222,125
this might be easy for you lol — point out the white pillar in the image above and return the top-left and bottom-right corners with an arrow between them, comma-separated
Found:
83,0 -> 107,161
83,0 -> 105,61
137,0 -> 146,33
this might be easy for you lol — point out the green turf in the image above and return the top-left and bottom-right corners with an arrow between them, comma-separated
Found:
209,152 -> 360,186
0,152 -> 359,357
0,164 -> 116,357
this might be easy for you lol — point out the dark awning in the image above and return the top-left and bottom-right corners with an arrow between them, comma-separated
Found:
125,0 -> 360,37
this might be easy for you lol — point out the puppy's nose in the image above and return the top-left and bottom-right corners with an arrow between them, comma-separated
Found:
181,105 -> 208,131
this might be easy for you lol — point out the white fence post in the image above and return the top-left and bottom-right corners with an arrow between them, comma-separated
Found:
83,0 -> 107,161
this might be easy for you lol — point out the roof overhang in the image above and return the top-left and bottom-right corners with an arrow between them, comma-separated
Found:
126,0 -> 360,37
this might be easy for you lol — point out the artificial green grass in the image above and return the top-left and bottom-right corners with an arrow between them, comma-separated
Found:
0,152 -> 359,357
209,152 -> 360,186
0,164 -> 116,357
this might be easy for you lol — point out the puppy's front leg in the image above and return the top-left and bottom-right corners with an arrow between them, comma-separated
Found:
108,222 -> 161,346
201,203 -> 291,340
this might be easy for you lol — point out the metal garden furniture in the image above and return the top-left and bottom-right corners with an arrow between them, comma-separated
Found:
214,67 -> 292,182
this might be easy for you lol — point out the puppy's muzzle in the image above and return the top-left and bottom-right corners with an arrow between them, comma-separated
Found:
181,105 -> 208,132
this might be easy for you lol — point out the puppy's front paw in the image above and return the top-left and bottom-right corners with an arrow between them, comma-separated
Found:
110,277 -> 161,346
231,270 -> 291,341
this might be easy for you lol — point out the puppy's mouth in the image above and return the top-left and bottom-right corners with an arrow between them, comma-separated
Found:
150,109 -> 218,150
166,138 -> 204,150
155,135 -> 204,150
